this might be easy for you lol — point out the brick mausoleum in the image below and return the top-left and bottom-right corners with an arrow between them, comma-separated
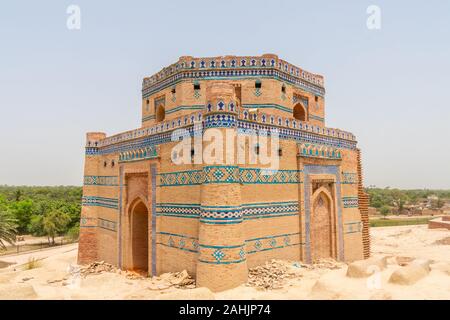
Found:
78,54 -> 370,291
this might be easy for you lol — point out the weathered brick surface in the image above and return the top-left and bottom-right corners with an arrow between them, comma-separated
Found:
78,54 -> 368,291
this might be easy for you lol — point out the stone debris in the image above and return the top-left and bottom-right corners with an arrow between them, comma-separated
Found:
77,262 -> 195,289
147,270 -> 195,290
247,259 -> 300,290
79,261 -> 117,277
247,259 -> 345,290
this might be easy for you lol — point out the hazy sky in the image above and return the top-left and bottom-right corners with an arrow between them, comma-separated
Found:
1,0 -> 449,188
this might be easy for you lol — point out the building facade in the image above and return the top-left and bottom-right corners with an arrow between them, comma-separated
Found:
78,54 -> 370,291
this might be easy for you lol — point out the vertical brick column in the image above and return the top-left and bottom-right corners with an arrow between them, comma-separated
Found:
357,148 -> 371,259
196,82 -> 248,291
77,132 -> 105,264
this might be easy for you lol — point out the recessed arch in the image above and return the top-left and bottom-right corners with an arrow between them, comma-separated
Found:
293,103 -> 308,121
128,198 -> 149,273
310,187 -> 335,261
156,105 -> 165,122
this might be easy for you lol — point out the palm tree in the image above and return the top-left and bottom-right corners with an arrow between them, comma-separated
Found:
0,211 -> 17,250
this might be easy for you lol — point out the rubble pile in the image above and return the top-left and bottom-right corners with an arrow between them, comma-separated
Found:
247,259 -> 298,290
78,262 -> 196,289
148,270 -> 195,290
79,261 -> 117,277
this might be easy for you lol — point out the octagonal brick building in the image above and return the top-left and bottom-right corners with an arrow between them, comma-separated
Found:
78,54 -> 370,291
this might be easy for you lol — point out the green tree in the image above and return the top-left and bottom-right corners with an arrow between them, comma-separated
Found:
11,199 -> 34,233
0,211 -> 17,250
14,189 -> 23,202
380,205 -> 390,219
42,210 -> 71,245
27,214 -> 45,236
66,223 -> 80,241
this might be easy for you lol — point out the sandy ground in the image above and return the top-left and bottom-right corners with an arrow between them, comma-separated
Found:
0,225 -> 449,300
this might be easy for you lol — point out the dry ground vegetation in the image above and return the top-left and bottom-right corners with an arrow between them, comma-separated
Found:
0,225 -> 449,300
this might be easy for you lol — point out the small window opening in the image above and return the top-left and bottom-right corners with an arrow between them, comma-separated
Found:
111,160 -> 115,167
194,83 -> 201,90
315,96 -> 319,102
255,145 -> 260,155
281,85 -> 286,94
278,148 -> 283,157
103,161 -> 107,167
171,87 -> 176,94
255,81 -> 262,89
156,105 -> 166,122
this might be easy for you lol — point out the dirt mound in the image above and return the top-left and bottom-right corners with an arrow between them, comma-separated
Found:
433,237 -> 450,245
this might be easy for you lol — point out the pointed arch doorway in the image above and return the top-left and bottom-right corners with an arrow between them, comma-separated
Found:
129,199 -> 149,272
311,189 -> 333,261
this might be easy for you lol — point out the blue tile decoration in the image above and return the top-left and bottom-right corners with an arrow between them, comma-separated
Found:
239,168 -> 301,184
98,218 -> 117,232
241,201 -> 299,219
157,168 -> 302,187
155,231 -> 302,259
303,165 -> 344,262
157,231 -> 198,253
204,114 -> 237,128
79,217 -> 98,228
198,243 -> 246,265
87,106 -> 356,157
156,203 -> 201,218
200,205 -> 243,224
212,249 -> 225,261
82,196 -> 119,210
246,232 -> 302,254
83,175 -> 118,186
237,120 -> 356,150
298,143 -> 342,159
158,170 -> 203,186
203,166 -> 239,184
119,146 -> 158,163
142,56 -> 326,99
343,196 -> 359,208
341,172 -> 358,185
156,201 -> 299,220
309,114 -> 325,122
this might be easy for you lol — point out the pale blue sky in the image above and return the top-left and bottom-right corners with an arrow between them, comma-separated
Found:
1,0 -> 449,188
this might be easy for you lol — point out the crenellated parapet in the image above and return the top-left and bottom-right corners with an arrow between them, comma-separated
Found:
142,54 -> 325,99
89,107 -> 356,158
